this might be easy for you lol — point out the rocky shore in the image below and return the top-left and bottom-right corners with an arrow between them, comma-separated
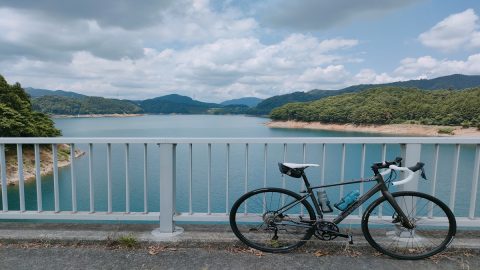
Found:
266,121 -> 480,136
3,144 -> 84,186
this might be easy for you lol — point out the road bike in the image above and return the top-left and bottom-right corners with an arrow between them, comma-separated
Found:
229,157 -> 456,260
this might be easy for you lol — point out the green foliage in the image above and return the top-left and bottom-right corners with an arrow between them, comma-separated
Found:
0,75 -> 61,137
437,127 -> 455,135
270,87 -> 480,127
32,95 -> 143,115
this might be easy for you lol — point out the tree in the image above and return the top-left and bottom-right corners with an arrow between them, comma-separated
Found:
0,75 -> 61,137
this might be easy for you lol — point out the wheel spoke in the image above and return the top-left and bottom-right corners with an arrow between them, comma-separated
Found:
363,192 -> 455,259
230,189 -> 315,252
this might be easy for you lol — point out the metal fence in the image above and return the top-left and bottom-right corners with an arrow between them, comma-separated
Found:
0,137 -> 479,233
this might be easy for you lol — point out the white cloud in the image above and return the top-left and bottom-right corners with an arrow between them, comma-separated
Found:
352,54 -> 480,85
394,54 -> 480,78
148,1 -> 258,44
419,9 -> 480,52
2,33 -> 361,101
353,69 -> 400,84
299,65 -> 349,83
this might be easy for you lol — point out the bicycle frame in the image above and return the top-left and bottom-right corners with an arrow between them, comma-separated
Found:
275,170 -> 413,228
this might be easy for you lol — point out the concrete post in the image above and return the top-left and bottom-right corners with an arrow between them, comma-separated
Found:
159,143 -> 175,233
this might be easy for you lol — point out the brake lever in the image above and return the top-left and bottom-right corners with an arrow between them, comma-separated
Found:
394,157 -> 403,167
420,168 -> 427,180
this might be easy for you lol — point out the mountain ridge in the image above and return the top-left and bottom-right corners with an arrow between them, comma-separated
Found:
26,74 -> 480,115
221,97 -> 263,107
25,87 -> 88,99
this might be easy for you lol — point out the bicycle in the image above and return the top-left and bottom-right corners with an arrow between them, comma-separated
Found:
229,157 -> 456,260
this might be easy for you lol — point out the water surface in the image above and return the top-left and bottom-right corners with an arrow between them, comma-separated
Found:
3,115 -> 478,219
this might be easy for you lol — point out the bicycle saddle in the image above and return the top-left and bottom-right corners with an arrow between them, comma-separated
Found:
278,163 -> 319,178
281,163 -> 319,170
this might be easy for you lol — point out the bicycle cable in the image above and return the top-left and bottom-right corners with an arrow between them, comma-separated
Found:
384,169 -> 398,188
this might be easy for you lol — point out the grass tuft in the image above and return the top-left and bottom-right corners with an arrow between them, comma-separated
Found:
118,234 -> 138,248
437,127 -> 455,135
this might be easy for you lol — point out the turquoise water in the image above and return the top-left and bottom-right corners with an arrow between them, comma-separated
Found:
3,115 -> 479,218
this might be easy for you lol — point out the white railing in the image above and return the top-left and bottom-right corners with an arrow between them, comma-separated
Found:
0,137 -> 479,233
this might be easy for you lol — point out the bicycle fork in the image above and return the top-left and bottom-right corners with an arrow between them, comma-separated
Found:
382,190 -> 415,229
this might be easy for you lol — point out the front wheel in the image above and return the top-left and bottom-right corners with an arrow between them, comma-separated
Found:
229,188 -> 316,253
362,191 -> 456,260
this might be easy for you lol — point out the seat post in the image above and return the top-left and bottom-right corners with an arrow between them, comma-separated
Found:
301,172 -> 312,190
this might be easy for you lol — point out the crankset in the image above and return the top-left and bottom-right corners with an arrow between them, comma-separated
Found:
314,221 -> 353,244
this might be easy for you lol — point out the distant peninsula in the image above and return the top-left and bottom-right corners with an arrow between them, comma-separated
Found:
269,86 -> 480,133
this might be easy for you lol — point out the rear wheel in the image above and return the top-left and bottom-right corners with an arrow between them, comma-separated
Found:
229,188 -> 316,253
362,191 -> 456,260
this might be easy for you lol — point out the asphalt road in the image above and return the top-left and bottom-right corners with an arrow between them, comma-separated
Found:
0,244 -> 477,270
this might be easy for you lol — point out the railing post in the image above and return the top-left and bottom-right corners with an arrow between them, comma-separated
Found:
398,143 -> 421,220
0,144 -> 7,211
154,143 -> 183,236
400,143 -> 421,192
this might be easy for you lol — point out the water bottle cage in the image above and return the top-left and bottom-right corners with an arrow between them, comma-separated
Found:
320,201 -> 333,213
334,190 -> 360,211
317,190 -> 333,213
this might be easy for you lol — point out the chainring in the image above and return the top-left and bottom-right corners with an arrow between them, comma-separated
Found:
315,221 -> 340,241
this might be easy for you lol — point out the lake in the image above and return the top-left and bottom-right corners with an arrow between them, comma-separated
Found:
4,115 -> 479,219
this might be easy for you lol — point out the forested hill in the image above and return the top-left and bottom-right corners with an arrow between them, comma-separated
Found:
32,95 -> 143,115
221,97 -> 263,107
139,94 -> 221,114
26,87 -> 87,99
29,91 -> 222,115
270,87 -> 480,127
251,74 -> 480,115
0,75 -> 60,137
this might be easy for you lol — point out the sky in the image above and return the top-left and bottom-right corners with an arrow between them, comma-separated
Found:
0,0 -> 479,102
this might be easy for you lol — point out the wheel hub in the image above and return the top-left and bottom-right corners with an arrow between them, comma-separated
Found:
262,211 -> 283,224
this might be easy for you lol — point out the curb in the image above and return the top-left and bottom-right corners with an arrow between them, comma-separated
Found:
0,222 -> 478,250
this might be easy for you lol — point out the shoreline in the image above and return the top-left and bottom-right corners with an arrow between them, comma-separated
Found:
4,145 -> 85,186
51,113 -> 144,119
266,120 -> 480,136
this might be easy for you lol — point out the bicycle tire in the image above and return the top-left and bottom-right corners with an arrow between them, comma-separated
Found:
229,187 -> 316,253
362,191 -> 456,260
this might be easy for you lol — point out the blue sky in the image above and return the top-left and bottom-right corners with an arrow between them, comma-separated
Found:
0,0 -> 479,102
